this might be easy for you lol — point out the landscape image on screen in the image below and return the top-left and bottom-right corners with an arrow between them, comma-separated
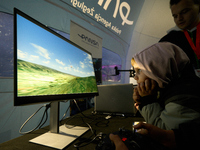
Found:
17,14 -> 98,97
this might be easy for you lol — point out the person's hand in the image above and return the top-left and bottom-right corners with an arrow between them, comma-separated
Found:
133,88 -> 141,110
109,134 -> 128,150
134,102 -> 140,110
133,87 -> 141,104
137,79 -> 158,97
133,122 -> 176,149
133,79 -> 158,110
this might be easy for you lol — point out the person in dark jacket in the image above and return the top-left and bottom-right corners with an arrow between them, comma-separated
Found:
159,0 -> 200,70
110,42 -> 200,150
132,42 -> 200,130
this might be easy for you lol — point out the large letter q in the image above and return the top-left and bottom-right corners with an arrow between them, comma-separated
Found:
119,2 -> 134,26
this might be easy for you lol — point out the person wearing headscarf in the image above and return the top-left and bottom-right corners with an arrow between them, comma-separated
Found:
132,42 -> 200,130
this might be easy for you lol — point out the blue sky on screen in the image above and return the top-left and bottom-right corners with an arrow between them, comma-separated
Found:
17,14 -> 94,77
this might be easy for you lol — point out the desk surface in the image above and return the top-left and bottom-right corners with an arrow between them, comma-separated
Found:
0,108 -> 144,150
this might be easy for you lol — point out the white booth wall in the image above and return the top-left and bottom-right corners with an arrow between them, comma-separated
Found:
0,0 -> 176,143
127,0 -> 176,84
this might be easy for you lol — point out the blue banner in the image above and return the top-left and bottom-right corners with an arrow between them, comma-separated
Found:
61,0 -> 144,44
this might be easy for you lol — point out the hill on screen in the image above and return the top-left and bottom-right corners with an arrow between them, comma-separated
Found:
17,59 -> 97,96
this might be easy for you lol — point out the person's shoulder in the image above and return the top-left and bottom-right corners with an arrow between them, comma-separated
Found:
159,30 -> 184,42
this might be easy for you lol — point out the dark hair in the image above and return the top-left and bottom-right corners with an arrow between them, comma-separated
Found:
170,0 -> 200,6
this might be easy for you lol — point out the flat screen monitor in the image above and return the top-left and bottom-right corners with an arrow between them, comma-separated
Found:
14,8 -> 99,149
14,8 -> 98,106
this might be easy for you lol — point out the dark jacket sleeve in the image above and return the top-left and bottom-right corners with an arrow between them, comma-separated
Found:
172,120 -> 200,150
159,31 -> 198,67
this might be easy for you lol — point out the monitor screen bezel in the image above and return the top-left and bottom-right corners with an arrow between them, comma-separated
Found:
14,8 -> 98,106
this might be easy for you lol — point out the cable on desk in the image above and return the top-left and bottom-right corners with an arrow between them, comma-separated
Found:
65,99 -> 98,148
73,99 -> 93,119
64,99 -> 112,149
64,114 -> 95,135
70,99 -> 111,129
73,132 -> 105,149
64,114 -> 98,149
95,119 -> 110,127
59,100 -> 70,123
19,103 -> 51,135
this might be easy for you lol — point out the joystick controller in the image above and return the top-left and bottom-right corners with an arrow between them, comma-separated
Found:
95,128 -> 167,150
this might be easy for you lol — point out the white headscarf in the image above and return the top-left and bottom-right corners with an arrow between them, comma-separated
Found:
133,42 -> 190,88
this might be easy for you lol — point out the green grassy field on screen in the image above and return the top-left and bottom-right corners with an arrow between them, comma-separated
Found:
17,59 -> 97,96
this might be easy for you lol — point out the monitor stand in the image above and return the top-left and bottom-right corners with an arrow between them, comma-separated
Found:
29,101 -> 89,149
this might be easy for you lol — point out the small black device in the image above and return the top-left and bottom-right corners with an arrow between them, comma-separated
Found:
114,66 -> 135,77
95,128 -> 167,150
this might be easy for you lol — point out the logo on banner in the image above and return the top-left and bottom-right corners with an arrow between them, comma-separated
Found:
78,33 -> 99,48
70,21 -> 102,58
97,0 -> 133,26
70,0 -> 134,35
